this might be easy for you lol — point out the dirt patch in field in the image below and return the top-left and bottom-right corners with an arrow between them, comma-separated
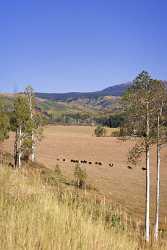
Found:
3,125 -> 167,227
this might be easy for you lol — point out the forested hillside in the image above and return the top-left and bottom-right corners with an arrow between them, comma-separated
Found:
1,80 -> 166,126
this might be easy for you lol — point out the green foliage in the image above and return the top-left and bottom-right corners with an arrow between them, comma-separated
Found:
108,113 -> 126,128
0,113 -> 10,142
0,100 -> 10,142
13,96 -> 31,128
124,71 -> 153,137
124,71 -> 167,139
95,113 -> 126,128
94,125 -> 106,137
12,90 -> 44,165
107,214 -> 121,228
74,165 -> 87,189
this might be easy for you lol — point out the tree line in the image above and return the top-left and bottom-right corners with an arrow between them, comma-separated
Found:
0,86 -> 43,167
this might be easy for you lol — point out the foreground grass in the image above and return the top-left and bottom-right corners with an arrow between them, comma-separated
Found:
0,165 -> 166,250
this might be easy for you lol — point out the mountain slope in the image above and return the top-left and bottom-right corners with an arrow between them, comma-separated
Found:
36,80 -> 167,102
35,82 -> 130,101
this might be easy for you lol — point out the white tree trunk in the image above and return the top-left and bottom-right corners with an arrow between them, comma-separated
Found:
14,128 -> 18,167
29,92 -> 35,162
145,103 -> 150,243
146,144 -> 150,242
18,126 -> 22,168
31,131 -> 35,162
154,115 -> 160,241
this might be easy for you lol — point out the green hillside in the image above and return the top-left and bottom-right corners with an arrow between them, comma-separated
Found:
0,92 -> 124,127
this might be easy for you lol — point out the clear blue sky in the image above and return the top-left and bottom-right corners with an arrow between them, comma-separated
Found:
1,0 -> 167,93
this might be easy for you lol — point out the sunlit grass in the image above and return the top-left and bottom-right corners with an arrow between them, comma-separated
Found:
0,165 -> 166,250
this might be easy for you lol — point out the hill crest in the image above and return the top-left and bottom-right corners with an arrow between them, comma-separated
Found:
35,82 -> 130,101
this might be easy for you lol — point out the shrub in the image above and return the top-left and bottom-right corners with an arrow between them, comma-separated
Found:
40,165 -> 64,186
94,126 -> 106,137
54,165 -> 62,176
112,130 -> 121,137
74,165 -> 87,189
0,152 -> 13,166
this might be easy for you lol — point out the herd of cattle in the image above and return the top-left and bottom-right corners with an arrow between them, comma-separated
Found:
56,158 -> 114,167
56,158 -> 146,170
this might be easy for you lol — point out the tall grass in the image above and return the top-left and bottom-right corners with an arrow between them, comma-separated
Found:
0,165 -> 166,250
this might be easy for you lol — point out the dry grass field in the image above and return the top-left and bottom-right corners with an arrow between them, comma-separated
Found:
3,125 -> 167,228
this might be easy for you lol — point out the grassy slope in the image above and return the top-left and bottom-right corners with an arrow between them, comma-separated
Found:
0,163 -> 166,250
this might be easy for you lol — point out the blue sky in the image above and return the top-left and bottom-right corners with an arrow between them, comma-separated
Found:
0,0 -> 167,92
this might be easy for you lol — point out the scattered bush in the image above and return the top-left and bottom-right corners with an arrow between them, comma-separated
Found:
74,165 -> 87,189
40,165 -> 64,186
112,130 -> 121,137
94,125 -> 106,137
54,165 -> 62,176
0,151 -> 13,166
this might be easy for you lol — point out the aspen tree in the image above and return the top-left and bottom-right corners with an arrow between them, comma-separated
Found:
25,85 -> 35,161
124,71 -> 154,243
152,81 -> 167,241
13,96 -> 30,167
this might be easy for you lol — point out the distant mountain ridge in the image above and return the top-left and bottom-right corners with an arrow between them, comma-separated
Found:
36,82 -> 131,101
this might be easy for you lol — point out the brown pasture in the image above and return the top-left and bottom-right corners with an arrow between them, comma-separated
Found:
3,125 -> 167,227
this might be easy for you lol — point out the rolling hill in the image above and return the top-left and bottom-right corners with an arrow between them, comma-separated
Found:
1,81 -> 166,125
35,82 -> 130,101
